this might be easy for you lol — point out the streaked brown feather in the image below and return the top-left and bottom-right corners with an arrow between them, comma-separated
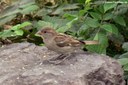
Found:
54,34 -> 84,47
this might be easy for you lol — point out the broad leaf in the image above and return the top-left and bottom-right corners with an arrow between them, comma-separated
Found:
119,52 -> 128,58
85,0 -> 91,3
103,13 -> 114,20
66,17 -> 78,28
0,15 -> 16,26
89,12 -> 101,20
0,30 -> 16,38
63,4 -> 80,10
99,5 -> 104,13
19,2 -> 35,8
122,42 -> 128,51
85,17 -> 100,28
118,58 -> 128,65
56,26 -> 70,33
19,22 -> 32,28
20,5 -> 39,14
113,16 -> 126,26
14,30 -> 24,36
11,24 -> 21,30
63,13 -> 77,20
103,3 -> 117,13
123,64 -> 128,71
86,32 -> 108,54
37,21 -> 58,29
77,24 -> 90,37
101,24 -> 118,35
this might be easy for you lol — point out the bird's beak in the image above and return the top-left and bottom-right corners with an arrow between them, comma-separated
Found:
35,31 -> 42,37
36,31 -> 42,35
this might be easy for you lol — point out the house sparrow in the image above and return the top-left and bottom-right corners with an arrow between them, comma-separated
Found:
37,27 -> 99,63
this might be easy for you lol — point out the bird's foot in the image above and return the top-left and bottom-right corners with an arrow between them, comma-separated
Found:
44,54 -> 73,65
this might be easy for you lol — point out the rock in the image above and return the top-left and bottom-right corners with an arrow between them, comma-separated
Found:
0,42 -> 125,85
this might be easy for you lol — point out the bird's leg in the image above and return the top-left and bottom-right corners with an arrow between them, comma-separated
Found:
48,54 -> 66,61
47,53 -> 73,65
56,54 -> 67,60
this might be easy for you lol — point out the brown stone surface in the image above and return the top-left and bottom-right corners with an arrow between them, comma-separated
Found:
0,42 -> 125,85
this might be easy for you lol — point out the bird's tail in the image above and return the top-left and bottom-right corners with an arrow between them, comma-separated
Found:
84,40 -> 99,45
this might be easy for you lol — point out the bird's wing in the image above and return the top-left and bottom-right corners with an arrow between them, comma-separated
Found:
54,34 -> 83,47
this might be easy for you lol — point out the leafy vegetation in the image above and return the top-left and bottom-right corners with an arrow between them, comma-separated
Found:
0,0 -> 128,82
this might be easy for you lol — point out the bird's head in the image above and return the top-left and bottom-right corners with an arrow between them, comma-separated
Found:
37,27 -> 57,39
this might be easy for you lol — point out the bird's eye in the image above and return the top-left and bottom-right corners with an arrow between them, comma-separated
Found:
42,30 -> 47,33
44,31 -> 47,33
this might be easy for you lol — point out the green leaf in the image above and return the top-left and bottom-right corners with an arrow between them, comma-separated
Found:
37,21 -> 58,29
123,64 -> 128,71
63,13 -> 77,20
56,26 -> 70,33
63,4 -> 80,10
103,13 -> 114,20
76,0 -> 85,3
89,12 -> 101,20
122,42 -> 128,51
85,0 -> 91,4
20,5 -> 39,14
85,17 -> 100,28
66,17 -> 78,28
19,22 -> 32,28
78,9 -> 87,16
101,24 -> 118,35
0,30 -> 16,38
103,3 -> 117,13
14,30 -> 24,36
11,24 -> 21,30
113,16 -> 126,26
99,5 -> 104,13
0,8 -> 20,19
77,24 -> 90,37
118,58 -> 128,65
19,2 -> 35,8
86,32 -> 108,54
0,15 -> 16,26
119,52 -> 128,58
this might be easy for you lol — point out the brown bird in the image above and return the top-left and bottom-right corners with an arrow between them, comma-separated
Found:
37,27 -> 99,63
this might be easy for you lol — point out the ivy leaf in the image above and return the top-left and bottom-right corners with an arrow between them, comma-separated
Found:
113,16 -> 126,26
101,24 -> 118,35
103,3 -> 117,13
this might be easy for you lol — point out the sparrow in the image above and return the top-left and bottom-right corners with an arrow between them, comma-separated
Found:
37,27 -> 99,63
